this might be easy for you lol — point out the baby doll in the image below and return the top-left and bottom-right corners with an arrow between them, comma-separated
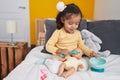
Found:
58,48 -> 84,78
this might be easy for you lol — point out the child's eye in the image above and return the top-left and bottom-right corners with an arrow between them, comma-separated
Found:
76,23 -> 79,25
68,22 -> 79,25
68,22 -> 73,25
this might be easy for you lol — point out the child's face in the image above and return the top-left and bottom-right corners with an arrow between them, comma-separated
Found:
62,14 -> 81,33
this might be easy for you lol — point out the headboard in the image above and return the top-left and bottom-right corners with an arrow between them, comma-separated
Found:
36,18 -> 56,46
35,18 -> 46,46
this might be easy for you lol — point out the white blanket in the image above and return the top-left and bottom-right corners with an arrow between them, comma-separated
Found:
3,46 -> 120,80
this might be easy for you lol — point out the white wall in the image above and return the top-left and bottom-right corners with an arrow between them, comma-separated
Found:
0,0 -> 30,47
94,0 -> 120,20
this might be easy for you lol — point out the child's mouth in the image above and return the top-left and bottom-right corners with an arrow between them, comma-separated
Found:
70,29 -> 74,33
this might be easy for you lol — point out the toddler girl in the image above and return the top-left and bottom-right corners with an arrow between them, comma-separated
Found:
46,2 -> 99,58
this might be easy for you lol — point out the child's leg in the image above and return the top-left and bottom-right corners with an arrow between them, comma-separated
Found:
58,63 -> 66,76
63,67 -> 75,78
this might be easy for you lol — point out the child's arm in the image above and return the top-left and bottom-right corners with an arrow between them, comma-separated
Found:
77,31 -> 99,57
74,48 -> 83,54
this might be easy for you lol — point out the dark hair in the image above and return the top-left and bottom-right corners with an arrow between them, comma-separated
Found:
56,3 -> 83,29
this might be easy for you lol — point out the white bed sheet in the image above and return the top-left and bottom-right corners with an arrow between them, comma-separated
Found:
3,46 -> 120,80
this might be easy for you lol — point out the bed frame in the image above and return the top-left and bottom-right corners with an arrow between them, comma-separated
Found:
35,18 -> 46,46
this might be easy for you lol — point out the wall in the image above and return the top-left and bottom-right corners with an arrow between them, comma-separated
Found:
94,0 -> 120,20
0,0 -> 30,47
29,0 -> 95,45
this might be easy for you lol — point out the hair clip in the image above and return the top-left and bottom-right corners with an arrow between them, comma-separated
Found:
56,1 -> 66,12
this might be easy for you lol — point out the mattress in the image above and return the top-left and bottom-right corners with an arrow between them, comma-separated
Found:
3,46 -> 120,80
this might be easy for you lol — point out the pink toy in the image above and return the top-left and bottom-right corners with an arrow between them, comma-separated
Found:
40,69 -> 48,80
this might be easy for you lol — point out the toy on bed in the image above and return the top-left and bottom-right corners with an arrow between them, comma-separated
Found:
40,69 -> 48,80
58,48 -> 85,78
60,50 -> 78,57
89,57 -> 106,72
35,55 -> 89,76
81,29 -> 111,57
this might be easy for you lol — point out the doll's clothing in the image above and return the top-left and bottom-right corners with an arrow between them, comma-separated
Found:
64,56 -> 83,71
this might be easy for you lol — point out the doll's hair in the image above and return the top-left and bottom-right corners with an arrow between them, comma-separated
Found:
56,3 -> 83,29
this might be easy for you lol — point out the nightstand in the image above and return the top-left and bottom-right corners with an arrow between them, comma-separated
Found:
0,41 -> 28,79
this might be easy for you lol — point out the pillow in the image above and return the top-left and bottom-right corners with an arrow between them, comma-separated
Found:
78,19 -> 87,31
41,19 -> 56,53
41,19 -> 88,53
87,20 -> 120,54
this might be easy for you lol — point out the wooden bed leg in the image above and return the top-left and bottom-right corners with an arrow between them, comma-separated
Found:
8,47 -> 14,72
15,47 -> 23,67
1,47 -> 8,78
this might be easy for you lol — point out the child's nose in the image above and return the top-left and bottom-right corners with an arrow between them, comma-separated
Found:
72,24 -> 77,29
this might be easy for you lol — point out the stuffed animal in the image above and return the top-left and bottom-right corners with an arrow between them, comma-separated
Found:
81,29 -> 110,57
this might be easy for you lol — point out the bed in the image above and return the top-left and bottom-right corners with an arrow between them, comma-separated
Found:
3,46 -> 120,80
3,19 -> 120,80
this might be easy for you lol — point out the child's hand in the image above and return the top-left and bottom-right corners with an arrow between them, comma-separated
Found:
90,51 -> 100,58
56,48 -> 69,55
74,48 -> 83,55
61,49 -> 69,54
74,48 -> 80,53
